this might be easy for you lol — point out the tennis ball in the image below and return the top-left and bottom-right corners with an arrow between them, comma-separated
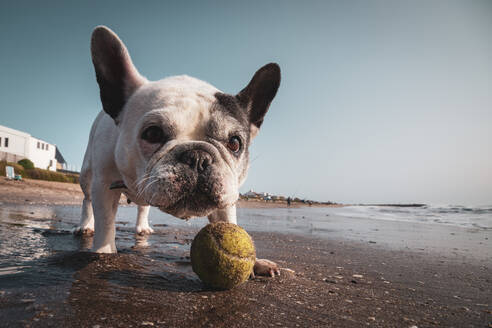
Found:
190,222 -> 256,289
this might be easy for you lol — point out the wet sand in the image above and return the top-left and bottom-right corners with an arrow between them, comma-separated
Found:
0,180 -> 491,327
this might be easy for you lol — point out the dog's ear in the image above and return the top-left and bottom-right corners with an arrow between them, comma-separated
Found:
91,26 -> 146,123
237,63 -> 281,138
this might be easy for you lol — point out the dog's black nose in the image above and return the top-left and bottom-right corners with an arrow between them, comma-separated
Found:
180,149 -> 213,173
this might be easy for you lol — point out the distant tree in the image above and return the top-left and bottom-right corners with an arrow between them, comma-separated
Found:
18,159 -> 34,170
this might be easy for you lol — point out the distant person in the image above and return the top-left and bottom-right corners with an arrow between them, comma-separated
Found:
287,197 -> 291,206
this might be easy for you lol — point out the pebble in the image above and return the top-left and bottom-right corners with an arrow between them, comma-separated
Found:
20,299 -> 35,303
323,278 -> 337,284
352,274 -> 363,278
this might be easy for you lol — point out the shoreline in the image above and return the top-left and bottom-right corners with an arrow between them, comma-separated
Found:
0,177 -> 341,209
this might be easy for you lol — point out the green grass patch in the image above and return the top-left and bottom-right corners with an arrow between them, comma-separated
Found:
0,161 -> 79,184
17,158 -> 35,169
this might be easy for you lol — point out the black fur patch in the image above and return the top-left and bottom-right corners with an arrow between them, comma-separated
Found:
95,74 -> 126,120
213,92 -> 249,127
237,63 -> 281,128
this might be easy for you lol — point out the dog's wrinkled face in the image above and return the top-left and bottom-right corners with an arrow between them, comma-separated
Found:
117,79 -> 252,218
91,26 -> 280,219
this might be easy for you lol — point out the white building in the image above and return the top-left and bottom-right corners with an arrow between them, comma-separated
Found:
243,189 -> 258,197
243,189 -> 270,197
0,124 -> 57,171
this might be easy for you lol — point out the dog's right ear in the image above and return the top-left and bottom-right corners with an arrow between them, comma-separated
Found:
91,26 -> 146,123
236,63 -> 281,139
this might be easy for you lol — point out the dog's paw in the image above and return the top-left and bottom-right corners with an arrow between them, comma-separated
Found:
73,226 -> 95,236
252,258 -> 281,278
136,225 -> 154,235
93,243 -> 117,253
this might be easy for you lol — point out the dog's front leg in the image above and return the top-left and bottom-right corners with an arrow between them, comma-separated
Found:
91,180 -> 121,253
207,205 -> 280,277
136,205 -> 154,235
207,205 -> 237,224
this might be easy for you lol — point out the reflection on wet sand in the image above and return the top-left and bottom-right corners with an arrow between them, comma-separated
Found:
0,204 -> 202,325
0,206 -> 53,265
133,234 -> 150,248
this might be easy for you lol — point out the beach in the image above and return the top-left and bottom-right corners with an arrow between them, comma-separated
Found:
0,178 -> 491,327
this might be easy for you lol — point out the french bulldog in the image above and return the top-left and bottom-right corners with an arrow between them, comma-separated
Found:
74,26 -> 281,277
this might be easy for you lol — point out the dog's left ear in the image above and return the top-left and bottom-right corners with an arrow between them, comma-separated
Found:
237,63 -> 281,138
91,26 -> 146,123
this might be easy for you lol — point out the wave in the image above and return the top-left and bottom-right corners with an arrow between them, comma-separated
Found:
332,205 -> 492,230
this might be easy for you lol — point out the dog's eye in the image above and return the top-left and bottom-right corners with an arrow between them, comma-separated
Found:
227,136 -> 242,153
141,126 -> 165,143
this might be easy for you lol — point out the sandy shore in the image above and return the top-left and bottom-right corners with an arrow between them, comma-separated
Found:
0,177 -> 84,205
0,179 -> 490,327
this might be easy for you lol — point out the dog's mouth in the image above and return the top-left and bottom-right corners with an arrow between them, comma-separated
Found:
136,142 -> 239,219
139,165 -> 238,219
157,193 -> 232,219
154,186 -> 237,219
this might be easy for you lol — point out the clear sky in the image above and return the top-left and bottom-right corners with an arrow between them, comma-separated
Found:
1,1 -> 491,205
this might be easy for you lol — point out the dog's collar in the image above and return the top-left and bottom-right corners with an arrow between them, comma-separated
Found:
109,180 -> 127,190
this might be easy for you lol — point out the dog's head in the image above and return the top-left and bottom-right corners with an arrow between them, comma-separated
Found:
91,26 -> 280,219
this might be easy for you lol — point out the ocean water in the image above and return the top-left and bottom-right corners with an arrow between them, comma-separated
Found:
229,205 -> 492,237
328,205 -> 492,230
234,205 -> 491,262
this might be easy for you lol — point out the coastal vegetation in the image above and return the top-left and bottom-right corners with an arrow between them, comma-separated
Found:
0,160 -> 79,184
